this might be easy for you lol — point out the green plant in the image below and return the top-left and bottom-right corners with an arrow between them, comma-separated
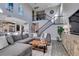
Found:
57,26 -> 64,38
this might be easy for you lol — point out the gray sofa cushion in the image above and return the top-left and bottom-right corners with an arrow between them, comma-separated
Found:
22,34 -> 29,39
0,43 -> 32,56
17,38 -> 32,43
6,35 -> 14,45
12,35 -> 22,42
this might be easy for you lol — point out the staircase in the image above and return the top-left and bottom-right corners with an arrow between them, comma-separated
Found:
34,4 -> 64,37
37,19 -> 54,36
36,13 -> 63,37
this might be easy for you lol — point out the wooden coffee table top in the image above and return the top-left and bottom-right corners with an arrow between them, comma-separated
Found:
32,39 -> 48,47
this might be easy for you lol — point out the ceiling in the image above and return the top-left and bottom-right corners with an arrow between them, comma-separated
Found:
29,3 -> 60,11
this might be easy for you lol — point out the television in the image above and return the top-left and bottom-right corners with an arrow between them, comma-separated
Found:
69,10 -> 79,35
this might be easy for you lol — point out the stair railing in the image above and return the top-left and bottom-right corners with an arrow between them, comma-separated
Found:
35,13 -> 55,33
34,13 -> 63,36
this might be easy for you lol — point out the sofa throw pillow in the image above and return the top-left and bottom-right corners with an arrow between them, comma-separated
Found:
44,33 -> 47,39
32,33 -> 37,38
22,34 -> 29,39
40,33 -> 44,39
12,35 -> 22,42
0,36 -> 9,49
6,35 -> 14,45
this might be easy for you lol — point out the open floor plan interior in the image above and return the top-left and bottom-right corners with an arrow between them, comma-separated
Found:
0,3 -> 79,56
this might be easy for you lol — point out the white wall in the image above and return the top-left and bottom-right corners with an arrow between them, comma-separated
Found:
45,5 -> 59,18
0,3 -> 32,23
0,3 -> 32,33
63,3 -> 79,17
24,24 -> 29,33
44,24 -> 59,40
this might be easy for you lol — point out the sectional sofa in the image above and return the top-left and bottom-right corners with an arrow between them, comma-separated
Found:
0,33 -> 32,56
0,32 -> 51,56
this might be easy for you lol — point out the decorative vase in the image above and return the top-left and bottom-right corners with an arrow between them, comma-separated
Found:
57,36 -> 62,42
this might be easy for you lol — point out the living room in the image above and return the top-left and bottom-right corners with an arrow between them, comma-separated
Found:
0,2 -> 79,56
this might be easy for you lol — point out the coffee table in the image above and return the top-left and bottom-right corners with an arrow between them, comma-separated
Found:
30,39 -> 48,53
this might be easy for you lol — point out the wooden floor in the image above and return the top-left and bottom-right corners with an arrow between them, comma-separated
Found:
32,40 -> 68,56
51,40 -> 68,56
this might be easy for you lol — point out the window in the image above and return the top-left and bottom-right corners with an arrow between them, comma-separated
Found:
7,3 -> 13,12
18,4 -> 24,16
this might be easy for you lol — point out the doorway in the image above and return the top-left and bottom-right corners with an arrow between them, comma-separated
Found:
32,23 -> 39,33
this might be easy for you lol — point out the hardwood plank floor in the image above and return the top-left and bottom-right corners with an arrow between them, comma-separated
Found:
51,40 -> 68,56
32,40 -> 68,56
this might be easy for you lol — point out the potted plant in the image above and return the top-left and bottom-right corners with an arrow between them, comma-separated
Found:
57,26 -> 64,42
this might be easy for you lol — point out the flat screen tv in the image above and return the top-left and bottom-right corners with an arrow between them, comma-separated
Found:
69,10 -> 79,35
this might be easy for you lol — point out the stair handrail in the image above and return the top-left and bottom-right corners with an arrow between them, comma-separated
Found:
36,13 -> 56,32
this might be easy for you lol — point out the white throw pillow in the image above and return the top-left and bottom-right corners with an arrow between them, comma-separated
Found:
32,33 -> 37,37
44,33 -> 47,38
0,36 -> 9,49
40,33 -> 44,39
